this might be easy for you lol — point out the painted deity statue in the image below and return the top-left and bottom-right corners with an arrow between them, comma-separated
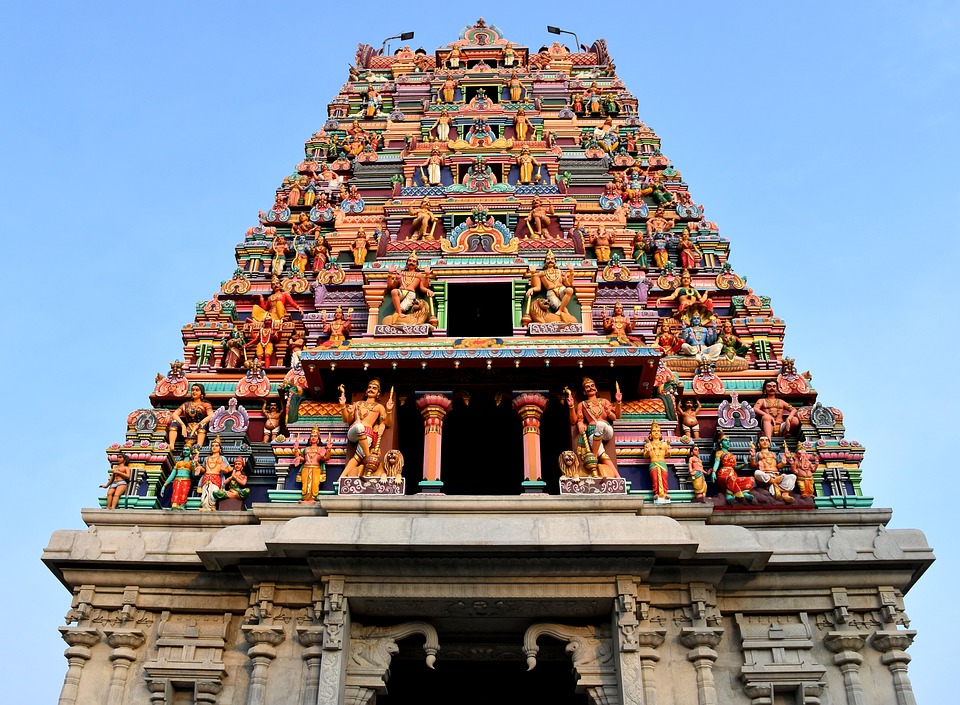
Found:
526,250 -> 575,315
168,383 -> 214,449
101,457 -> 131,510
385,252 -> 434,320
718,320 -> 749,360
322,307 -> 352,347
440,73 -> 458,103
507,71 -> 524,102
603,302 -> 642,345
679,398 -> 702,438
689,450 -> 707,502
253,277 -> 302,323
269,233 -> 288,277
212,456 -> 250,506
658,271 -> 713,314
262,400 -> 283,443
567,377 -> 621,478
340,379 -> 394,477
409,198 -> 438,240
513,107 -> 533,141
749,436 -> 795,503
516,147 -> 541,184
754,380 -> 800,438
713,431 -> 755,503
591,227 -> 614,263
421,148 -> 444,185
677,229 -> 702,270
430,109 -> 453,142
679,315 -> 723,361
790,446 -> 816,498
640,421 -> 676,505
295,426 -> 333,503
195,436 -> 230,511
523,195 -> 554,238
351,230 -> 370,266
162,447 -> 196,510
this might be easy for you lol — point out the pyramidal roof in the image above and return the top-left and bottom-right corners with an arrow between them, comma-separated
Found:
106,19 -> 869,509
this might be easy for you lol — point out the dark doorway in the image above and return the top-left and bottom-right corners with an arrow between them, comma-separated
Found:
446,283 -> 514,338
441,393 -> 523,495
380,656 -> 587,705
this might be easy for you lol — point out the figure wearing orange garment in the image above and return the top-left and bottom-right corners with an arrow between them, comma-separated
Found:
295,426 -> 333,503
441,74 -> 458,103
252,277 -> 302,323
514,107 -> 534,142
507,72 -> 524,102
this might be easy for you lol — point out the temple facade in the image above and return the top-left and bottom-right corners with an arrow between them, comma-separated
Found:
44,20 -> 932,705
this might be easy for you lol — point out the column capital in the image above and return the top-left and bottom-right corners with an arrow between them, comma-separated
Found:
59,627 -> 100,651
416,392 -> 453,417
824,631 -> 868,655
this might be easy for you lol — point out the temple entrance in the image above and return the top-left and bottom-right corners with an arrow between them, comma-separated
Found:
445,283 -> 514,338
380,657 -> 587,705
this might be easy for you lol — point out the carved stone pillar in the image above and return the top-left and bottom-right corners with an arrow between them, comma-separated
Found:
636,629 -> 666,705
102,629 -> 146,705
872,630 -> 918,705
416,393 -> 453,492
512,392 -> 549,492
297,625 -> 326,705
57,627 -> 99,705
679,627 -> 724,705
614,578 -> 646,705
241,625 -> 285,705
824,632 -> 868,705
317,577 -> 349,705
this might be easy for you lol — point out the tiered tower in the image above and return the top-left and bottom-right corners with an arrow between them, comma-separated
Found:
45,21 -> 931,705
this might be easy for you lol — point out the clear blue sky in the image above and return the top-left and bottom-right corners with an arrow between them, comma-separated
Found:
1,2 -> 956,702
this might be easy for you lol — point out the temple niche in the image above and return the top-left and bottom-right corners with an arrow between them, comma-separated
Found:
45,20 -> 931,705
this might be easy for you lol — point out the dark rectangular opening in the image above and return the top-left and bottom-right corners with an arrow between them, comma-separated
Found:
445,283 -> 514,338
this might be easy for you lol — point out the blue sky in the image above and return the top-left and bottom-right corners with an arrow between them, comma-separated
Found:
1,2 -> 956,702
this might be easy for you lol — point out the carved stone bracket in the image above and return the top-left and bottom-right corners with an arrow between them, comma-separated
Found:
345,621 -> 440,705
523,623 -> 617,704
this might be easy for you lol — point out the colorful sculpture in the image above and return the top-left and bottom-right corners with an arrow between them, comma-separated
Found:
340,379 -> 394,477
196,436 -> 230,511
162,447 -> 195,510
101,457 -> 131,510
213,456 -> 250,506
640,421 -> 674,505
754,380 -> 800,438
567,377 -> 621,478
294,426 -> 333,503
168,383 -> 214,449
749,436 -> 795,503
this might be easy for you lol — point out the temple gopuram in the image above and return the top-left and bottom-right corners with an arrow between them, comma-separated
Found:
44,20 -> 932,705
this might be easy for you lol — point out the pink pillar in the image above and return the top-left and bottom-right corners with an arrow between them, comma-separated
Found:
416,393 -> 453,492
513,392 -> 549,493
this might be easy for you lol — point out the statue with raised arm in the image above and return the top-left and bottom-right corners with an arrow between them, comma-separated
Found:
295,426 -> 333,503
567,377 -> 622,478
340,379 -> 394,477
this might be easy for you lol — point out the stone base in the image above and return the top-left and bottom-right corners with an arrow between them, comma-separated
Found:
528,323 -> 583,335
375,324 -> 432,336
339,476 -> 406,495
559,477 -> 626,494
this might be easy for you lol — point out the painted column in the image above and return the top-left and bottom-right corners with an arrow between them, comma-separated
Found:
512,392 -> 549,493
57,627 -> 99,705
416,393 -> 453,492
872,630 -> 918,705
824,632 -> 868,705
102,629 -> 146,705
679,628 -> 724,705
297,626 -> 326,705
241,625 -> 285,705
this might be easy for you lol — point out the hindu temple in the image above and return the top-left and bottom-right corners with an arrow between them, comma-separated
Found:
44,20 -> 932,705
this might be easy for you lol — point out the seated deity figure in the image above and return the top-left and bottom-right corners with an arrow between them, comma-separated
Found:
679,315 -> 723,360
340,379 -> 394,477
525,250 -> 575,316
384,252 -> 434,322
168,383 -> 214,449
749,436 -> 796,503
713,431 -> 756,503
753,380 -> 800,438
603,302 -> 642,345
657,270 -> 713,314
566,377 -> 621,478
